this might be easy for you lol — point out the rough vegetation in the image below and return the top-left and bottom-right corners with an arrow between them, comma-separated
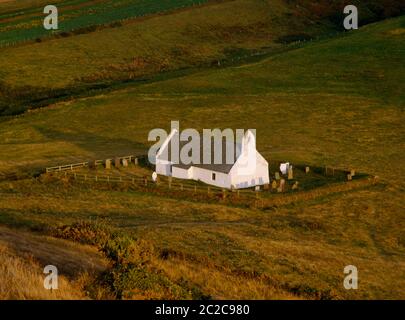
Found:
0,0 -> 404,300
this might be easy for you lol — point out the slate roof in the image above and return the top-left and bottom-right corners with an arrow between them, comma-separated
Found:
158,135 -> 242,174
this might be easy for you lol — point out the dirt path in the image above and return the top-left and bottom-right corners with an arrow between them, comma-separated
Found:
0,226 -> 108,278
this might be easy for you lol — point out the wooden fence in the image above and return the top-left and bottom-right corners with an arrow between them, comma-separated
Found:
54,170 -> 377,209
45,155 -> 141,173
58,171 -> 260,200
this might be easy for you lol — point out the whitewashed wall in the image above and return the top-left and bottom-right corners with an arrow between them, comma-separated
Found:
156,160 -> 172,176
230,151 -> 269,189
172,167 -> 192,179
191,167 -> 232,189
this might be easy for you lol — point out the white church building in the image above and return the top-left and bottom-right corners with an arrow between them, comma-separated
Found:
155,129 -> 269,189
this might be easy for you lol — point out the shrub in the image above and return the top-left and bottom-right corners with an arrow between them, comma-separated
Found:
51,220 -> 112,246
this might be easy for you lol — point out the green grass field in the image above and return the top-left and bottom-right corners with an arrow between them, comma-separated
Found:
0,0 -> 336,116
0,0 -> 210,45
0,1 -> 404,300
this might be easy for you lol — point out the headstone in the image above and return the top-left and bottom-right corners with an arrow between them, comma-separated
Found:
305,166 -> 310,174
255,186 -> 260,191
134,158 -> 138,165
351,169 -> 356,177
292,181 -> 299,191
114,158 -> 121,168
105,159 -> 111,170
271,180 -> 278,190
89,160 -> 96,170
152,172 -> 157,182
347,174 -> 352,181
279,179 -> 286,192
275,172 -> 280,180
288,166 -> 293,180
280,163 -> 289,175
122,159 -> 128,167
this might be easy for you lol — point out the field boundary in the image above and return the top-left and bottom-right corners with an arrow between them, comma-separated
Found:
45,155 -> 141,173
49,169 -> 378,210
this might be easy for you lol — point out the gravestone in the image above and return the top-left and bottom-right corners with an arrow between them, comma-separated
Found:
134,157 -> 138,165
305,166 -> 310,174
89,160 -> 96,170
272,180 -> 278,190
279,179 -> 286,192
292,181 -> 299,190
347,174 -> 352,181
255,186 -> 261,191
275,172 -> 280,180
288,166 -> 293,180
105,159 -> 111,170
114,158 -> 121,168
122,159 -> 128,167
351,169 -> 356,177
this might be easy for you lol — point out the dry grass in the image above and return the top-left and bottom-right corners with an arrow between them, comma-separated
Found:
0,226 -> 108,277
0,242 -> 85,299
152,256 -> 300,300
0,226 -> 110,300
1,177 -> 403,299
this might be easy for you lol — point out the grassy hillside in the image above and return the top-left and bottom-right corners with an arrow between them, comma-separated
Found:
0,0 -> 336,116
2,0 -> 403,116
0,16 -> 403,180
0,15 -> 404,299
0,0 -> 210,45
0,176 -> 403,299
0,225 -> 108,299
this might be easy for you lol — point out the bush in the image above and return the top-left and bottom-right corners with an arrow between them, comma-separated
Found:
51,220 -> 112,246
51,222 -> 206,299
